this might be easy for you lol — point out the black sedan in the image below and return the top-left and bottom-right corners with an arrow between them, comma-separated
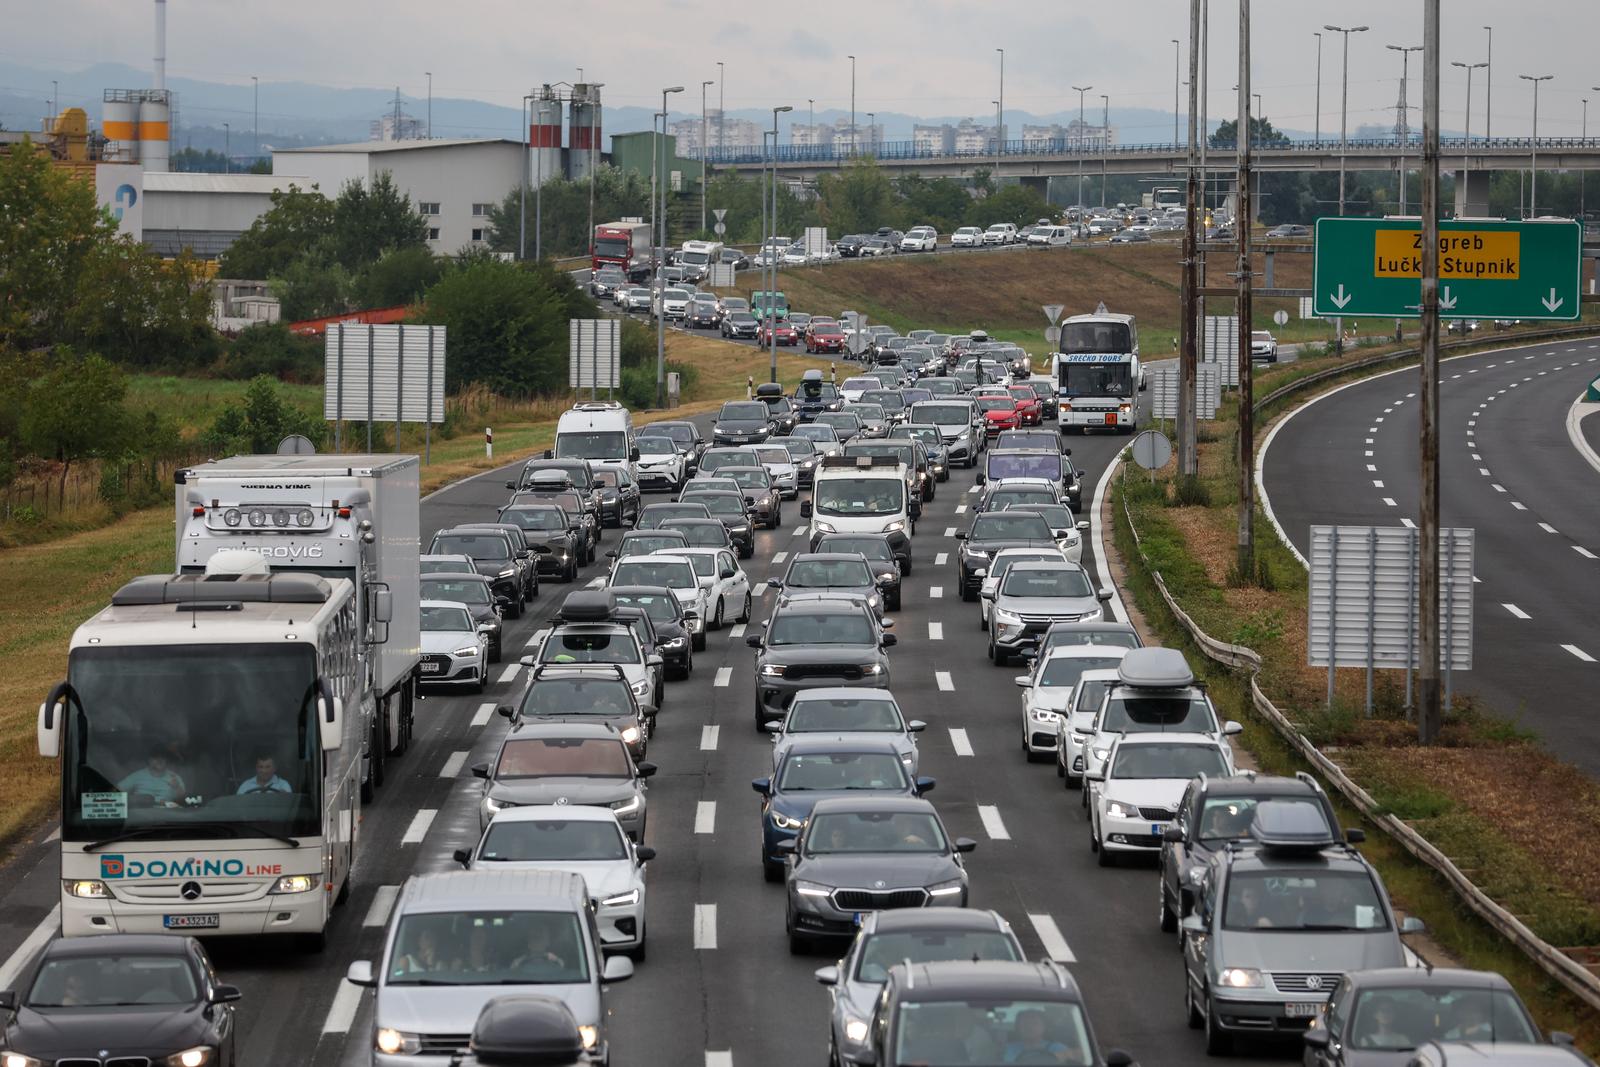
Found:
1,934 -> 240,1066
609,584 -> 695,679
721,311 -> 760,339
496,502 -> 584,582
814,532 -> 904,610
592,466 -> 643,528
712,400 -> 775,447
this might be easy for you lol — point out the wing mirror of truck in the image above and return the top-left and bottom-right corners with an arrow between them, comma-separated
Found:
371,587 -> 394,624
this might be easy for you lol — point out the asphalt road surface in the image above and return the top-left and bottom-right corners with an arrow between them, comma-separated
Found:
0,394 -> 1285,1067
1260,336 -> 1600,772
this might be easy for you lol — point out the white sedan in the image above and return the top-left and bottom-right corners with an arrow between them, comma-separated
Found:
663,547 -> 751,631
1088,734 -> 1232,865
459,806 -> 652,958
1012,645 -> 1133,762
419,599 -> 488,692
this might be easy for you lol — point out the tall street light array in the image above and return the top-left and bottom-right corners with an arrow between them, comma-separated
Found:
1313,31 -> 1322,143
1100,93 -> 1109,208
1482,25 -> 1493,139
1171,39 -> 1181,145
701,80 -> 714,233
1451,59 -> 1486,205
767,105 -> 792,384
1072,84 -> 1092,227
848,55 -> 856,158
655,85 -> 685,409
1520,74 -> 1553,216
995,48 -> 1005,177
1325,23 -> 1368,217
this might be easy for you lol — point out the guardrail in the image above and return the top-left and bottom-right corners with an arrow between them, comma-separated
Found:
1118,323 -> 1600,1015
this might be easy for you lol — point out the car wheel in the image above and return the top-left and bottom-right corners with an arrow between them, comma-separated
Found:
899,555 -> 912,577
1096,828 -> 1114,867
787,922 -> 809,956
887,591 -> 901,612
692,630 -> 707,652
504,595 -> 522,620
489,638 -> 502,664
763,855 -> 783,884
980,610 -> 988,632
1185,977 -> 1204,1030
989,639 -> 1008,667
1160,883 -> 1179,934
828,1033 -> 843,1067
471,667 -> 486,695
712,597 -> 724,631
738,593 -> 752,623
1065,768 -> 1081,790
1204,988 -> 1232,1055
625,927 -> 647,962
739,543 -> 754,560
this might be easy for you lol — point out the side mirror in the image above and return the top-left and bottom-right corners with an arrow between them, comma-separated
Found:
602,956 -> 635,982
0,991 -> 15,1011
980,589 -> 995,601
1222,720 -> 1244,736
1084,770 -> 1105,782
953,531 -> 967,541
906,720 -> 926,733
636,762 -> 658,778
751,777 -> 772,796
814,965 -> 840,987
1399,916 -> 1427,935
1104,1052 -> 1135,1067
1344,827 -> 1366,844
767,577 -> 783,588
1063,448 -> 1072,456
800,500 -> 813,517
606,551 -> 619,560
533,544 -> 552,554
914,776 -> 937,795
1096,590 -> 1113,602
1013,676 -> 1031,688
519,655 -> 536,667
1551,1032 -> 1577,1048
953,837 -> 977,854
497,705 -> 515,720
745,633 -> 764,648
315,686 -> 343,754
345,960 -> 376,988
881,618 -> 894,629
471,762 -> 489,779
975,473 -> 986,485
635,846 -> 657,863
1301,1029 -> 1332,1050
1180,915 -> 1206,934
774,839 -> 798,854
1076,520 -> 1090,532
371,587 -> 394,624
208,983 -> 243,1004
543,448 -> 555,460
37,680 -> 69,759
1162,826 -> 1184,843
880,633 -> 898,647
721,568 -> 736,579
506,482 -> 518,490
763,721 -> 784,733
630,446 -> 641,462
452,848 -> 472,868
646,654 -> 663,668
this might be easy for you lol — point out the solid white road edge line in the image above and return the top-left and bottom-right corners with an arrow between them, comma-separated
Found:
1027,913 -> 1076,962
1563,392 -> 1600,476
0,905 -> 59,992
1088,454 -> 1129,623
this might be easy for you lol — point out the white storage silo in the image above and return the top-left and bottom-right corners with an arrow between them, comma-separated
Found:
529,87 -> 563,186
103,94 -> 141,164
138,93 -> 171,172
569,84 -> 601,181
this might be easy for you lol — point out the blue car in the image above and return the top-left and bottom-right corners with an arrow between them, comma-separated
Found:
752,737 -> 934,882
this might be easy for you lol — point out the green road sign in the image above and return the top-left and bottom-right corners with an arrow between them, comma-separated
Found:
1312,217 -> 1582,320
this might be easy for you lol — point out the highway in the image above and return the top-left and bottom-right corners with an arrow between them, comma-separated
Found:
1260,336 -> 1600,772
0,394 -> 1280,1067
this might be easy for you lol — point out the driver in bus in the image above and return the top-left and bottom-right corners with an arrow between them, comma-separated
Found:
237,753 -> 291,794
118,744 -> 187,807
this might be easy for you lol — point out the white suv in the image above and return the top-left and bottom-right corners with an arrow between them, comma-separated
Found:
899,226 -> 937,253
982,223 -> 1019,245
951,226 -> 984,248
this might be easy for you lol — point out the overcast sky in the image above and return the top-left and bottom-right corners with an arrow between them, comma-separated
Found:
9,0 -> 1599,138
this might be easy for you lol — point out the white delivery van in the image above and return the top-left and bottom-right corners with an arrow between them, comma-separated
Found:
801,454 -> 913,574
553,402 -> 638,477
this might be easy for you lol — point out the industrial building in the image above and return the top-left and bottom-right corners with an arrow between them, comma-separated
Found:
143,172 -> 311,258
608,131 -> 702,191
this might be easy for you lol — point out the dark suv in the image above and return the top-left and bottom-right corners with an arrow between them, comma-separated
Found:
746,598 -> 894,729
428,526 -> 536,618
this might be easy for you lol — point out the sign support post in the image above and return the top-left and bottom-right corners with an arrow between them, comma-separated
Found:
1418,0 -> 1443,742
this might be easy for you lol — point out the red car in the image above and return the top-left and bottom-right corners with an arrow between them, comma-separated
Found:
976,396 -> 1021,436
807,328 -> 846,354
1008,384 -> 1043,425
759,321 -> 799,346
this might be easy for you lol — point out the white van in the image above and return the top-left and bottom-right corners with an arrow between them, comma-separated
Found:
801,454 -> 913,573
1027,225 -> 1073,247
554,402 -> 637,476
678,240 -> 723,282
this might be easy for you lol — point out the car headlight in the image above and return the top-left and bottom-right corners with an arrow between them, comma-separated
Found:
844,1017 -> 871,1044
497,568 -> 516,579
972,568 -> 988,578
579,1025 -> 599,1050
620,726 -> 642,744
812,520 -> 837,534
484,796 -> 513,813
881,520 -> 905,534
1030,707 -> 1059,723
794,880 -> 831,898
927,879 -> 964,898
271,874 -> 317,894
1218,967 -> 1265,989
760,664 -> 787,677
602,888 -> 641,907
964,547 -> 990,560
663,636 -> 687,649
770,810 -> 805,830
375,1029 -> 421,1055
1105,799 -> 1140,820
993,608 -> 1022,626
4,1054 -> 45,1067
866,594 -> 879,607
610,795 -> 643,815
860,662 -> 884,675
164,1048 -> 215,1067
64,878 -> 108,898
1091,747 -> 1109,761
452,646 -> 480,658
631,679 -> 651,697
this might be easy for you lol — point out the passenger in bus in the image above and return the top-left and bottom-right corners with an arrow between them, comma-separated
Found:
118,745 -> 187,807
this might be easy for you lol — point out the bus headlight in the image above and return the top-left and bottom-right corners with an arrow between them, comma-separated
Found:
64,879 -> 108,898
271,875 -> 318,894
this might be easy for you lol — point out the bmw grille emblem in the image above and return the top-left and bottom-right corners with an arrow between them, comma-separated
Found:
555,797 -> 570,806
180,881 -> 203,901
873,880 -> 887,889
1305,975 -> 1323,990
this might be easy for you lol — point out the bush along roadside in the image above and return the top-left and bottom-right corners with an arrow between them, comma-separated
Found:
1108,359 -> 1600,1048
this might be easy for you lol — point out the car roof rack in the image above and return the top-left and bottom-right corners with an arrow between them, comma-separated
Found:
819,454 -> 902,469
530,662 -> 627,682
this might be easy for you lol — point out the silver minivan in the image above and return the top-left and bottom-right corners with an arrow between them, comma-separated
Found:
348,868 -> 633,1066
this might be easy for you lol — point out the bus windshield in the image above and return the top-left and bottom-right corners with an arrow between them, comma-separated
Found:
63,644 -> 321,840
1060,360 -> 1133,398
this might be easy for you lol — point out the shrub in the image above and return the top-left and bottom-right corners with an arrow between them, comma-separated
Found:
217,322 -> 324,382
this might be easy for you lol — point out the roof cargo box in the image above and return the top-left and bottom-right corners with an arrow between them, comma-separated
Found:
557,589 -> 616,623
1116,647 -> 1194,689
1248,799 -> 1342,853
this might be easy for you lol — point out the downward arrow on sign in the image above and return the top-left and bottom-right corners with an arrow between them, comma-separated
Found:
1541,288 -> 1564,313
1439,286 -> 1458,310
1329,284 -> 1352,309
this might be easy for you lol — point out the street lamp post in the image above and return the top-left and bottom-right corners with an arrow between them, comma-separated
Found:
1325,24 -> 1369,217
848,55 -> 856,159
1072,85 -> 1092,232
702,80 -> 714,233
1171,39 -> 1181,146
717,61 -> 725,152
1520,74 -> 1553,216
1583,96 -> 1590,224
995,48 -> 1005,178
769,105 -> 792,384
1388,45 -> 1421,213
222,122 -> 229,172
1100,93 -> 1109,208
1482,26 -> 1493,139
251,75 -> 258,163
656,86 -> 685,409
1313,32 -> 1322,144
425,72 -> 431,138
808,98 -> 814,156
519,93 -> 529,259
586,82 -> 603,266
1451,60 -> 1486,211
867,112 -> 875,155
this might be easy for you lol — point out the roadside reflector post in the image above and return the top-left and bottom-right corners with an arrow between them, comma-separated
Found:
486,427 -> 493,460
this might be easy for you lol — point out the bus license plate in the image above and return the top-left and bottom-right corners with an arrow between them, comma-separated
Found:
1284,1002 -> 1321,1017
164,913 -> 219,929
1103,413 -> 1117,426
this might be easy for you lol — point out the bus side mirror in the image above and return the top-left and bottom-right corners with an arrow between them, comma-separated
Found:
315,680 -> 343,752
38,680 -> 69,759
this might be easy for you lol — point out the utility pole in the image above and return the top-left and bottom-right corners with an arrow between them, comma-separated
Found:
1072,85 -> 1092,231
1388,45 -> 1420,214
519,94 -> 530,259
1452,61 -> 1485,213
995,48 -> 1005,179
1326,24 -> 1368,217
222,122 -> 229,172
1585,94 -> 1595,224
425,72 -> 432,138
717,61 -> 725,152
1196,0 -> 1208,411
1418,0 -> 1443,742
701,80 -> 714,234
656,86 -> 685,409
770,105 -> 792,383
1482,25 -> 1493,139
1313,32 -> 1322,144
251,75 -> 258,163
868,112 -> 875,154
1171,39 -> 1181,146
1178,0 -> 1200,478
848,55 -> 856,160
1234,0 -> 1254,580
1520,74 -> 1553,216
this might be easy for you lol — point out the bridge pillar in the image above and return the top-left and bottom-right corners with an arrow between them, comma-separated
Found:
1454,169 -> 1492,218
1017,175 -> 1050,199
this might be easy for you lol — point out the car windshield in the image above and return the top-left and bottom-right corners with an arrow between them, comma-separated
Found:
1110,742 -> 1227,779
786,559 -> 873,588
28,955 -> 198,1007
819,537 -> 894,563
914,405 -> 968,426
421,580 -> 492,606
1071,680 -> 1113,724
1346,986 -> 1537,1051
1060,360 -> 1133,398
1000,568 -> 1092,598
854,930 -> 1022,983
815,477 -> 904,517
612,560 -> 696,589
1045,629 -> 1142,653
693,495 -> 746,519
539,632 -> 639,666
386,911 -> 589,985
776,439 -> 816,459
420,558 -> 474,575
610,592 -> 677,623
421,605 -> 474,632
863,392 -> 906,411
787,697 -> 902,733
669,552 -> 716,577
502,508 -> 567,531
852,404 -> 886,421
805,810 -> 944,853
701,451 -> 758,472
495,737 -> 631,779
795,427 -> 840,444
1195,796 -> 1331,843
778,752 -> 908,791
976,396 -> 1014,413
432,533 -> 508,560
725,469 -> 769,489
843,378 -> 879,392
720,402 -> 768,421
1223,869 -> 1389,932
767,611 -> 875,646
636,437 -> 677,458
988,491 -> 1057,512
618,535 -> 687,556
478,819 -> 628,863
1011,505 -> 1073,529
969,514 -> 1053,541
817,414 -> 860,432
754,447 -> 791,466
1099,693 -> 1218,735
666,524 -> 727,547
988,453 -> 1063,482
640,506 -> 708,527
519,677 -> 633,717
894,1000 -> 1094,1067
1039,655 -> 1125,689
555,431 -> 628,460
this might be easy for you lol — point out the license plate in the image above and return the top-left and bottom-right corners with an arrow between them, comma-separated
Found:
1104,413 -> 1117,425
853,913 -> 865,926
164,913 -> 220,929
420,662 -> 440,673
1151,823 -> 1167,837
1284,1002 -> 1321,1017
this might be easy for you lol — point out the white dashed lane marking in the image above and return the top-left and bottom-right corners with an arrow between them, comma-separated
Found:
1576,546 -> 1597,558
729,623 -> 746,638
955,504 -> 968,514
1562,645 -> 1596,663
322,981 -> 364,1035
496,664 -> 521,685
1401,518 -> 1416,529
936,671 -> 955,691
978,805 -> 1011,841
1382,498 -> 1397,507
439,751 -> 468,778
944,527 -> 958,537
949,728 -> 974,756
714,667 -> 732,687
694,904 -> 718,949
471,702 -> 496,727
401,809 -> 437,845
1028,914 -> 1076,963
706,1054 -> 734,1067
771,552 -> 787,565
1502,604 -> 1531,620
700,725 -> 720,751
1510,502 -> 1526,511
936,552 -> 949,565
930,586 -> 944,599
363,885 -> 399,927
929,622 -> 944,640
695,801 -> 716,835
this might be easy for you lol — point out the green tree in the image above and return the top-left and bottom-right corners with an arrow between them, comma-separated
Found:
203,375 -> 325,455
969,183 -> 1052,228
66,244 -> 216,370
19,349 -> 132,501
216,322 -> 324,381
895,175 -> 974,233
351,244 -> 444,310
1209,116 -> 1290,148
218,183 -> 335,279
486,164 -> 654,259
271,252 -> 352,322
0,138 -> 115,351
329,171 -> 430,271
814,160 -> 896,237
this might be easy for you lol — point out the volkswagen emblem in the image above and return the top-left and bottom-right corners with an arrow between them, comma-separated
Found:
1305,974 -> 1324,991
873,880 -> 887,889
555,796 -> 570,806
180,881 -> 203,901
